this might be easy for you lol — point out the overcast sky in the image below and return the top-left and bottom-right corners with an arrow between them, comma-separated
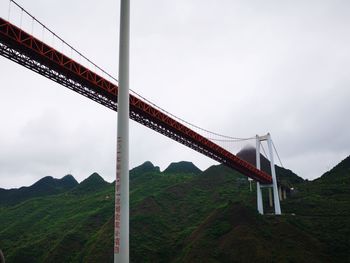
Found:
0,0 -> 349,188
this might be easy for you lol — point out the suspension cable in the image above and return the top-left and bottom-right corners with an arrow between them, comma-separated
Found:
8,0 -> 256,143
260,142 -> 268,159
10,0 -> 118,84
207,137 -> 255,142
128,88 -> 255,141
272,140 -> 284,168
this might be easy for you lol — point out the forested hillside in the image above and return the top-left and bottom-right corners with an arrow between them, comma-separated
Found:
0,157 -> 349,262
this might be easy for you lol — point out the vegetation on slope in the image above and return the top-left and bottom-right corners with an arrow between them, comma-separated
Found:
0,156 -> 349,262
283,155 -> 350,262
179,202 -> 329,263
0,175 -> 78,206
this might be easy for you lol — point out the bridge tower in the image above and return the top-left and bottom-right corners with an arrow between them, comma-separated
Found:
255,133 -> 281,215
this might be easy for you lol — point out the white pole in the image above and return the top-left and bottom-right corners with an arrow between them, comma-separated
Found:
115,0 -> 130,262
267,133 -> 281,215
256,135 -> 263,215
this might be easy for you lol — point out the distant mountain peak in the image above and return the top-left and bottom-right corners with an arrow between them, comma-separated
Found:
163,161 -> 201,175
321,155 -> 350,180
329,155 -> 350,173
34,176 -> 54,185
74,173 -> 109,193
130,161 -> 160,179
140,161 -> 154,168
81,173 -> 106,184
62,174 -> 75,180
59,174 -> 78,185
134,161 -> 157,171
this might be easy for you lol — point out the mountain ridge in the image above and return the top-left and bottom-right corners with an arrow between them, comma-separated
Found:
0,157 -> 349,262
163,161 -> 202,175
0,174 -> 78,206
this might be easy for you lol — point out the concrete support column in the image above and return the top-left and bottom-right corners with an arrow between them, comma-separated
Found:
278,186 -> 283,201
283,188 -> 287,200
267,133 -> 281,215
268,188 -> 273,207
257,182 -> 263,215
256,135 -> 263,215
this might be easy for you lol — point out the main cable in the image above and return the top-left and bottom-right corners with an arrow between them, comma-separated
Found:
10,0 -> 118,84
9,0 -> 256,143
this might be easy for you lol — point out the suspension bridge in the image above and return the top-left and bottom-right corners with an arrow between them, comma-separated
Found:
0,1 -> 289,262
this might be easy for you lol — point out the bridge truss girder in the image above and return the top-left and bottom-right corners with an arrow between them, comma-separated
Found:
0,17 -> 272,184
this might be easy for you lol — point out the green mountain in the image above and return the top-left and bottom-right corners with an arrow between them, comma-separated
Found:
163,161 -> 202,175
130,161 -> 160,179
0,157 -> 349,262
282,155 -> 350,262
320,155 -> 350,182
180,202 -> 329,263
0,174 -> 78,206
72,172 -> 110,194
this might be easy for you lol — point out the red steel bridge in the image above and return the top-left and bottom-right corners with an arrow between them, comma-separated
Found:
0,16 -> 274,184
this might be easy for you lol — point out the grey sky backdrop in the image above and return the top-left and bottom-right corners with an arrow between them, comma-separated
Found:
0,0 -> 349,188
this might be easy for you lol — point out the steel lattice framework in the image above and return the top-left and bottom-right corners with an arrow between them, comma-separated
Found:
0,17 -> 272,184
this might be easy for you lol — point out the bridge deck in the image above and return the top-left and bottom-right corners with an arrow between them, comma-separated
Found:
0,17 -> 272,184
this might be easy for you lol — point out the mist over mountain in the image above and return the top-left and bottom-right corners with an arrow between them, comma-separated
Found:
237,147 -> 304,187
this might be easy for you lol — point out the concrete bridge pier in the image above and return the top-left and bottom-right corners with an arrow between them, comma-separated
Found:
268,188 -> 273,207
256,138 -> 264,215
278,185 -> 283,201
277,186 -> 288,201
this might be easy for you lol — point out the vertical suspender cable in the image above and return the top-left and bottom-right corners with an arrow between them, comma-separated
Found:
42,25 -> 44,41
20,8 -> 23,28
256,135 -> 263,214
31,17 -> 34,35
272,140 -> 284,168
8,0 -> 11,21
